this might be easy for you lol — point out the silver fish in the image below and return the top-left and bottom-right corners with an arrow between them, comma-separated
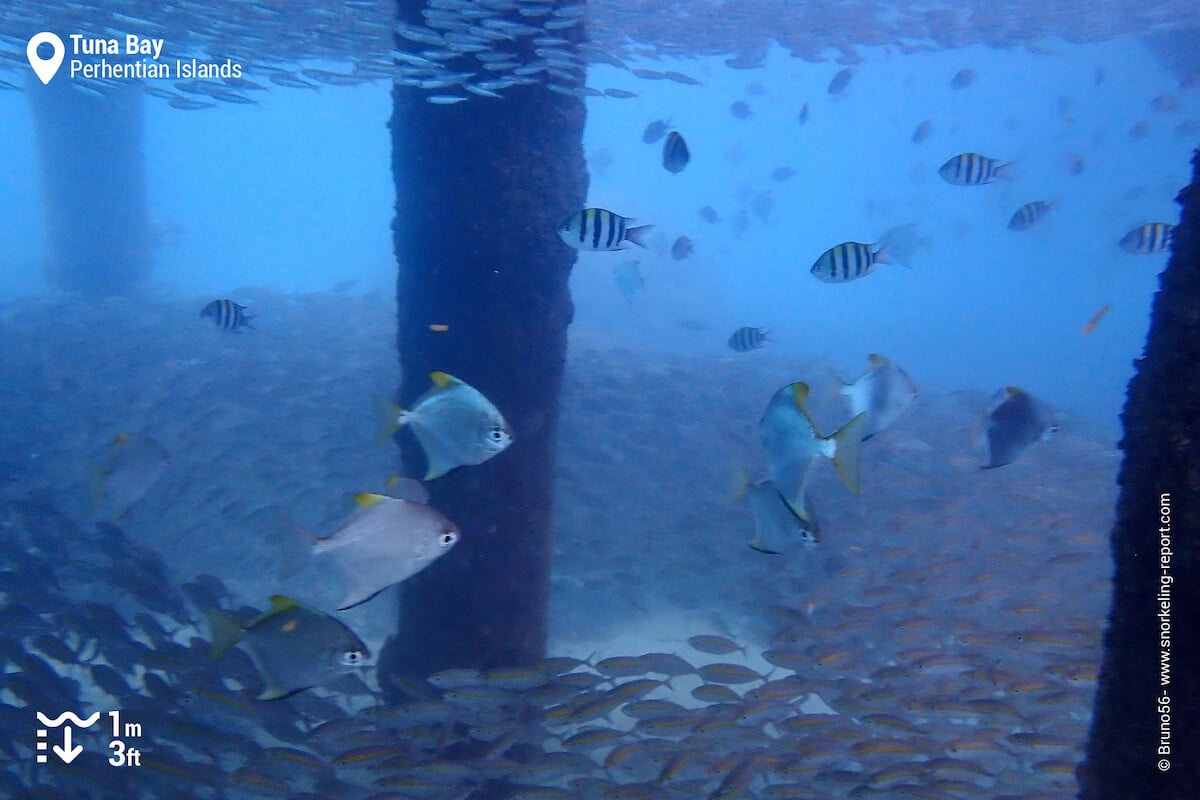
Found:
758,382 -> 865,522
836,354 -> 918,440
980,387 -> 1057,469
207,595 -> 369,700
89,433 -> 169,520
744,476 -> 818,553
876,223 -> 932,269
287,492 -> 460,610
376,371 -> 513,479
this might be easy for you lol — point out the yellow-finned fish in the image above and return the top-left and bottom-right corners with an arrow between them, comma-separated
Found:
758,382 -> 866,521
206,596 -> 369,700
281,490 -> 459,610
979,387 -> 1057,469
375,371 -> 512,480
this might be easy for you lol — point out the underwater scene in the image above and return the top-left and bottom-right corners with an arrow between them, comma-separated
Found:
0,1 -> 1196,798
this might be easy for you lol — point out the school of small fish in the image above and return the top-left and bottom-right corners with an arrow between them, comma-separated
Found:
0,1 -> 1192,796
0,292 -> 1130,798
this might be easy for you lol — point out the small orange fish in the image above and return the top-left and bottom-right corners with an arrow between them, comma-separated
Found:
428,323 -> 450,332
1082,304 -> 1111,334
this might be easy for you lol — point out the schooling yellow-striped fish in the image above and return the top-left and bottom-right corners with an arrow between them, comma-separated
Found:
559,208 -> 653,251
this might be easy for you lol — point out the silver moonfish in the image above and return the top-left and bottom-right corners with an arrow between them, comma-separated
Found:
300,492 -> 460,610
206,595 -> 369,700
758,382 -> 866,522
745,477 -> 819,553
662,131 -> 690,174
810,241 -> 891,283
558,208 -> 653,251
938,152 -> 1013,185
89,433 -> 169,520
200,298 -> 253,331
1008,200 -> 1055,231
876,223 -> 932,268
1118,222 -> 1174,254
980,387 -> 1057,469
837,354 -> 918,440
642,119 -> 671,144
727,326 -> 771,352
376,371 -> 513,479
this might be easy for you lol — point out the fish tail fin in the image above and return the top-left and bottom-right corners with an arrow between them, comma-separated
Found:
829,412 -> 868,494
728,465 -> 752,501
205,610 -> 241,660
872,244 -> 892,265
994,161 -> 1016,181
373,394 -> 408,444
242,312 -> 255,330
277,511 -> 317,582
625,225 -> 654,248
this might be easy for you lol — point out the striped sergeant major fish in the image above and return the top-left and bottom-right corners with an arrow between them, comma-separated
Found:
810,241 -> 891,283
200,299 -> 253,331
727,326 -> 771,352
1008,200 -> 1055,231
558,208 -> 653,251
1118,222 -> 1174,254
938,152 -> 1013,185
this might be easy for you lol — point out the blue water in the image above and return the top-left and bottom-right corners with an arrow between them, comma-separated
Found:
0,23 -> 1192,798
3,36 -> 1188,438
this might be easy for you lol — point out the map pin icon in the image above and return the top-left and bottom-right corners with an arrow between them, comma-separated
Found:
27,32 -> 65,85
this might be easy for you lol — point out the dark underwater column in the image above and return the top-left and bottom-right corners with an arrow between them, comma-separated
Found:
27,77 -> 151,297
378,5 -> 587,688
1081,150 -> 1200,796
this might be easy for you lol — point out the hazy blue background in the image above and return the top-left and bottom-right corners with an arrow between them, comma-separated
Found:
0,35 -> 1193,439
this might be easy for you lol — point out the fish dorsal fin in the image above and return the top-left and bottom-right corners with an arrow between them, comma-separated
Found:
867,354 -> 886,368
353,492 -> 388,509
790,382 -> 810,408
268,595 -> 300,613
429,371 -> 461,389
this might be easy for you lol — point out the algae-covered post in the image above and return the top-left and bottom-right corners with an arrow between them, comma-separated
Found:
378,0 -> 588,689
27,75 -> 151,297
1080,149 -> 1200,797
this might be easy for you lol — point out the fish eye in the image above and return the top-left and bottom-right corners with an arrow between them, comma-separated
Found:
488,426 -> 506,442
439,531 -> 457,547
342,649 -> 365,666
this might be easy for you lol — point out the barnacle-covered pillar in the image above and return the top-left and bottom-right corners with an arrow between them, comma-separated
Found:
1081,150 -> 1200,796
27,77 -> 151,297
378,2 -> 587,689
